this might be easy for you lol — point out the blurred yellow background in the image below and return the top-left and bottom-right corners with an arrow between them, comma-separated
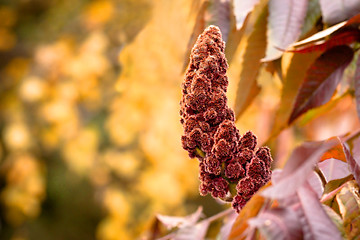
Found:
0,0 -> 215,239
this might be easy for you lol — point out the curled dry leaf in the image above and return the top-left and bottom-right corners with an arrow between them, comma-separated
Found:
336,180 -> 360,239
321,174 -> 354,212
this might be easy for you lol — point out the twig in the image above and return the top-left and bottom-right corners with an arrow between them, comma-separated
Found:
314,165 -> 327,188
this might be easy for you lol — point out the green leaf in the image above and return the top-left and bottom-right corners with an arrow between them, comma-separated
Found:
290,14 -> 360,53
224,12 -> 248,64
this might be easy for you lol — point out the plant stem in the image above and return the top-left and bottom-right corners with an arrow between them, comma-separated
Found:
314,165 -> 327,188
195,147 -> 206,158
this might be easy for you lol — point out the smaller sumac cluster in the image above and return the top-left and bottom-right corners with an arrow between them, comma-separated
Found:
180,25 -> 272,212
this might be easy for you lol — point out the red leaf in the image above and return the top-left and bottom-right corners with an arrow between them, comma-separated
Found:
345,13 -> 360,27
288,45 -> 354,124
307,171 -> 323,199
354,55 -> 360,120
318,158 -> 351,182
289,30 -> 360,54
276,182 -> 343,240
343,138 -> 360,186
319,0 -> 360,25
297,182 -> 343,240
261,139 -> 336,199
319,137 -> 347,162
248,208 -> 303,240
262,0 -> 308,61
288,14 -> 360,54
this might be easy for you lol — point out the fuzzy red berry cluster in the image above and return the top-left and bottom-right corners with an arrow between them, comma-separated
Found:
180,25 -> 272,212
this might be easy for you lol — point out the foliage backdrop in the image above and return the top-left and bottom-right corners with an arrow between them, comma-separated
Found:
0,0 -> 203,239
